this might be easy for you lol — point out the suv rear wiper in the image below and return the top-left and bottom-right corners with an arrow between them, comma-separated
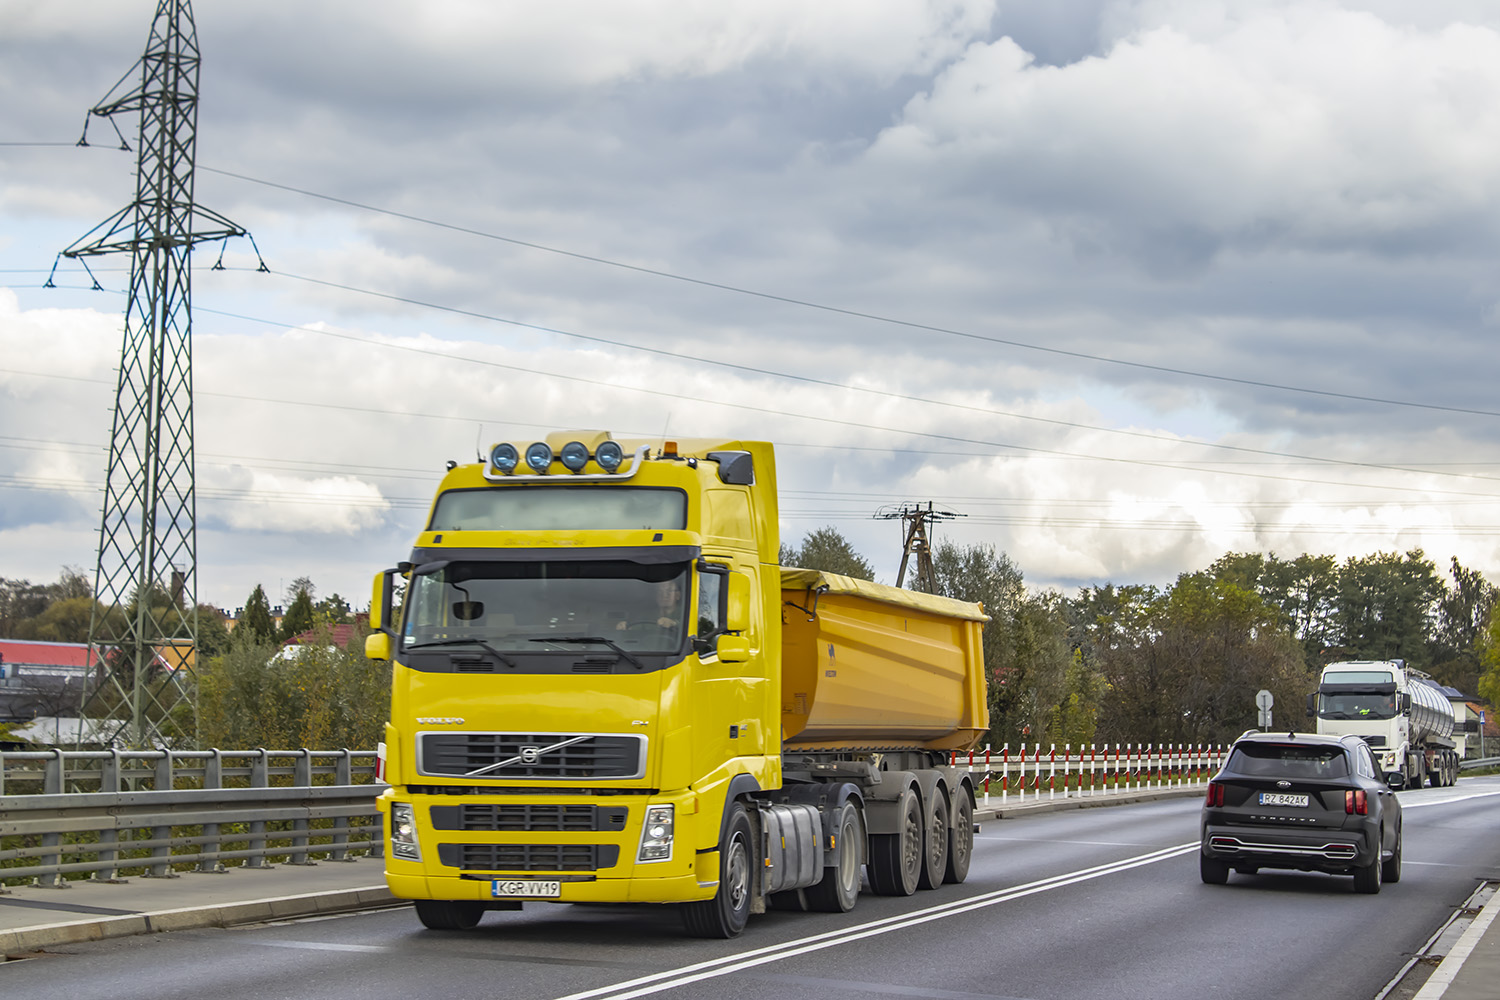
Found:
405,638 -> 518,669
529,636 -> 645,671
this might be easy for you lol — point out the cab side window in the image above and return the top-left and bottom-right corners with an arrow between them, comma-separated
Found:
696,564 -> 727,640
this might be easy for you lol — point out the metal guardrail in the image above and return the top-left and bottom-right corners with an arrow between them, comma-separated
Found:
0,749 -> 383,888
1459,756 -> 1500,771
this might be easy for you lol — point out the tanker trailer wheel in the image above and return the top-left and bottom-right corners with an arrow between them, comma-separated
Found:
682,801 -> 752,938
867,787 -> 922,896
917,789 -> 950,890
944,790 -> 974,884
414,899 -> 485,930
805,799 -> 866,913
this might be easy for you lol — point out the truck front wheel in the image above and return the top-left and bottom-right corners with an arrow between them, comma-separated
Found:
682,801 -> 752,938
414,899 -> 486,930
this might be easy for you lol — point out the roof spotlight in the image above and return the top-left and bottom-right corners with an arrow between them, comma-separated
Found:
559,440 -> 590,473
524,442 -> 554,473
595,440 -> 625,472
490,443 -> 520,473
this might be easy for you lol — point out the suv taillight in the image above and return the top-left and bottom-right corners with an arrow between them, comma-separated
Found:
1206,782 -> 1225,807
1345,789 -> 1367,815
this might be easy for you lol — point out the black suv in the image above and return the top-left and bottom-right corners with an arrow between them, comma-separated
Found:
1200,731 -> 1402,893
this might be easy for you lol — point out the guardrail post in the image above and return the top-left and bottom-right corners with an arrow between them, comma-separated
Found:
33,749 -> 70,888
326,749 -> 356,862
91,749 -> 125,882
197,749 -> 227,873
287,749 -> 316,865
144,751 -> 179,878
245,749 -> 272,869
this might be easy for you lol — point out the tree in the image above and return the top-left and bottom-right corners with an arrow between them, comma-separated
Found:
1476,607 -> 1500,708
314,592 -> 353,625
239,585 -> 276,644
278,584 -> 317,643
198,622 -> 390,749
1332,550 -> 1443,667
1429,557 -> 1498,695
1092,573 -> 1310,745
779,526 -> 877,580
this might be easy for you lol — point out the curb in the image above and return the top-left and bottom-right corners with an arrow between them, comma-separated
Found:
1412,888 -> 1500,1000
1,885 -> 401,956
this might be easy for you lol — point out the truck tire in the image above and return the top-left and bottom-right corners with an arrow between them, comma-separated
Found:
866,786 -> 922,896
917,789 -> 949,890
682,801 -> 752,938
805,799 -> 865,913
944,790 -> 974,884
414,899 -> 486,930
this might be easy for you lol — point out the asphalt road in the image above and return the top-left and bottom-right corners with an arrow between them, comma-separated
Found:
6,778 -> 1500,1000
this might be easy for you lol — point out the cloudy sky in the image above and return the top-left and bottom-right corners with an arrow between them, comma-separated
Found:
3,0 -> 1499,613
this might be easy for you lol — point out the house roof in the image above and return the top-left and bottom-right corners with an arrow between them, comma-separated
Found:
0,638 -> 101,669
285,623 -> 363,648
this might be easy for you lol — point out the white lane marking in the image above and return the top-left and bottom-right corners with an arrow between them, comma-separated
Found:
246,939 -> 389,953
1402,788 -> 1500,810
553,841 -> 1198,1000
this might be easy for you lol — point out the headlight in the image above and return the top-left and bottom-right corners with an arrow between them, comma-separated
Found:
490,443 -> 519,473
524,442 -> 553,472
637,804 -> 674,862
559,440 -> 590,472
391,802 -> 421,861
595,440 -> 625,472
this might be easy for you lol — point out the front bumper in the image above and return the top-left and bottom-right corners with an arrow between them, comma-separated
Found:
377,788 -> 719,905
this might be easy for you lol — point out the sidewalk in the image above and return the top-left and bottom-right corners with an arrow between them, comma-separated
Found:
0,856 -> 396,955
1,788 -> 1492,1000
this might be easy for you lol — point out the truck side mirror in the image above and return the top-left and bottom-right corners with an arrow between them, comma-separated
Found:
1305,693 -> 1316,718
726,572 -> 752,633
1401,693 -> 1412,712
715,634 -> 750,663
365,568 -> 399,661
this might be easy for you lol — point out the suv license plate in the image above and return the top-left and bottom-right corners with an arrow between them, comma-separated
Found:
1258,792 -> 1309,807
492,879 -> 561,898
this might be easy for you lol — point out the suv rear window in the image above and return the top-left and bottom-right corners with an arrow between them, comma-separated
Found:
1227,743 -> 1349,778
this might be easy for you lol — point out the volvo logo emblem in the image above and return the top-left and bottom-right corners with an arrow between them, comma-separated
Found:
520,746 -> 542,764
1276,780 -> 1292,789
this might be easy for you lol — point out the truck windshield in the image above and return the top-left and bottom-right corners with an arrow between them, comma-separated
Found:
402,559 -> 689,654
1317,692 -> 1399,721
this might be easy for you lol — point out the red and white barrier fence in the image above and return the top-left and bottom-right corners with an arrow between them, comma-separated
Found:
948,742 -> 1230,806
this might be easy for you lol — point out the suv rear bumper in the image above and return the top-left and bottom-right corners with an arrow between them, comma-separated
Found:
1201,823 -> 1376,873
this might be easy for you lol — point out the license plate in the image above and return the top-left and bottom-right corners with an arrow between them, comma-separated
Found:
1258,792 -> 1309,807
491,879 -> 561,898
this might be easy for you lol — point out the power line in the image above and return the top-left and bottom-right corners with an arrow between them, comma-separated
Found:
199,279 -> 1500,489
198,165 -> 1500,421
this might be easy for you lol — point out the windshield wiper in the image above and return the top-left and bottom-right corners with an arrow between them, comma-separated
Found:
528,636 -> 645,670
405,638 -> 518,669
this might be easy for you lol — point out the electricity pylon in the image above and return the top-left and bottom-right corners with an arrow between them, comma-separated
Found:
62,0 -> 253,747
874,502 -> 965,594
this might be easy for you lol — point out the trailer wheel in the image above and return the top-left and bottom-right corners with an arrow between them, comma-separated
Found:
682,801 -> 752,938
805,800 -> 865,913
917,789 -> 949,890
944,790 -> 974,884
867,787 -> 922,896
414,899 -> 485,930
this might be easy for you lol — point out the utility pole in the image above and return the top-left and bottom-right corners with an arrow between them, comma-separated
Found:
61,0 -> 255,747
874,502 -> 965,594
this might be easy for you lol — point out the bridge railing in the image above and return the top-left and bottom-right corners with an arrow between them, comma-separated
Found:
950,742 -> 1229,806
0,749 -> 383,888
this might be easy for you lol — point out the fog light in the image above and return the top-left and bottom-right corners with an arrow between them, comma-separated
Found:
524,442 -> 553,472
391,802 -> 421,861
559,440 -> 590,472
595,440 -> 624,472
637,804 -> 674,862
490,443 -> 519,473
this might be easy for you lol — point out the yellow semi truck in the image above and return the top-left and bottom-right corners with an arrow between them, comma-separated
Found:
365,431 -> 989,937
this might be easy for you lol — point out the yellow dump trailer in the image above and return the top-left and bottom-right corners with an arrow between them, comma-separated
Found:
366,432 -> 991,939
780,568 -> 988,751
